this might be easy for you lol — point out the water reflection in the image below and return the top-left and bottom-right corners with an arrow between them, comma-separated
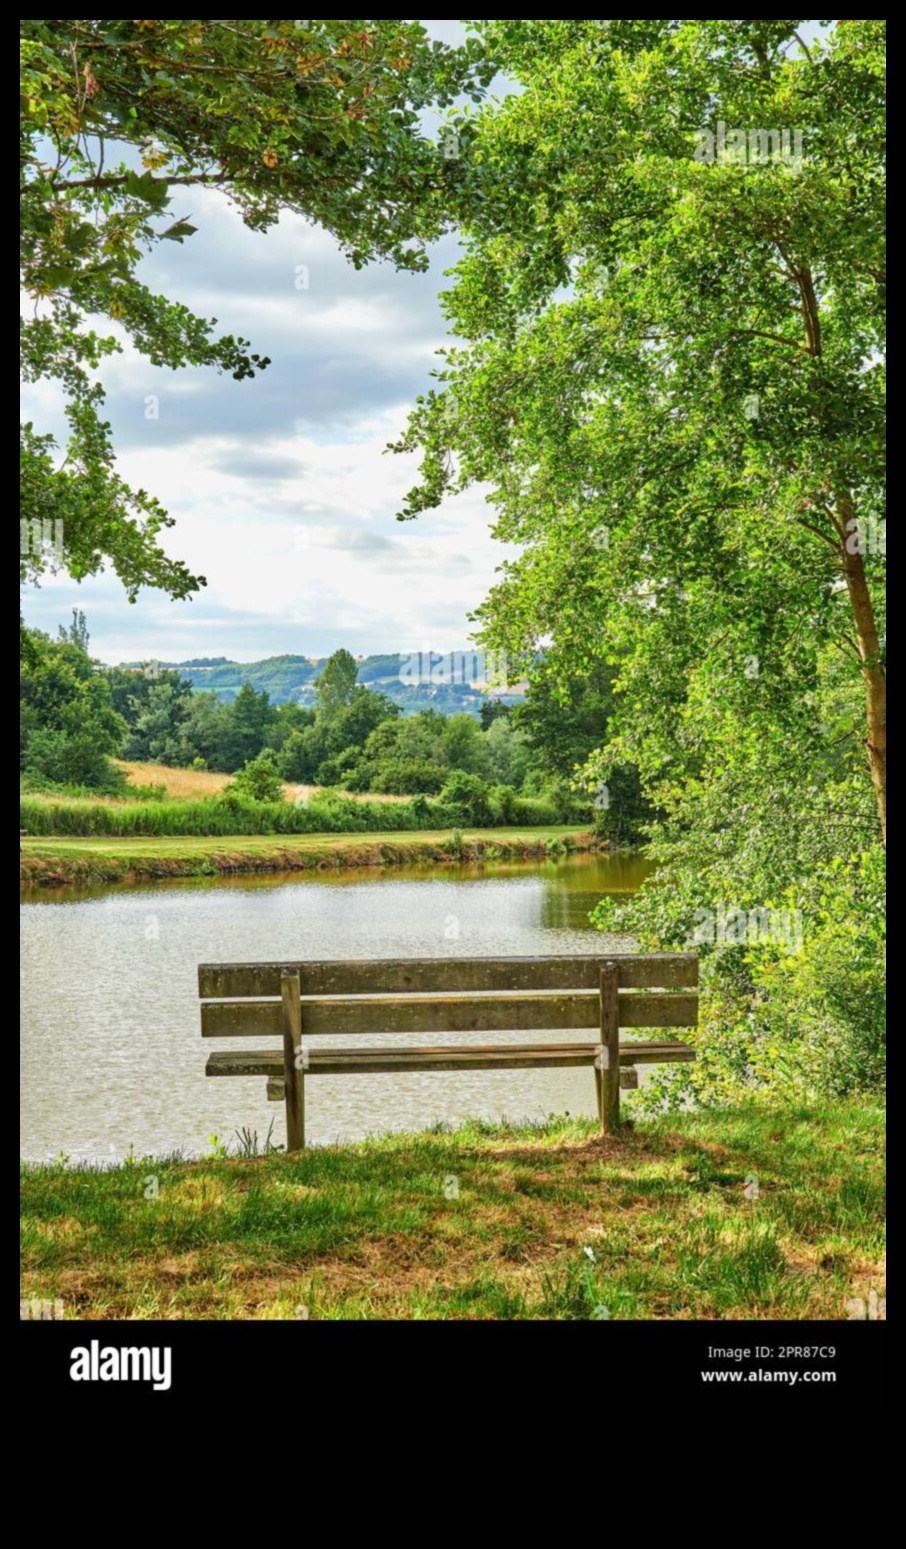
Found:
20,852 -> 653,1160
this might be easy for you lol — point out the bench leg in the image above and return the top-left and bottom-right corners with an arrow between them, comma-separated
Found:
281,969 -> 305,1152
598,963 -> 621,1135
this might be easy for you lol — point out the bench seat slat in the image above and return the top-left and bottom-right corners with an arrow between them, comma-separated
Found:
201,990 -> 698,1040
206,1040 -> 696,1078
199,953 -> 698,1000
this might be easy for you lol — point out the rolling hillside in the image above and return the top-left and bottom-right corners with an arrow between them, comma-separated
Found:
116,652 -> 527,716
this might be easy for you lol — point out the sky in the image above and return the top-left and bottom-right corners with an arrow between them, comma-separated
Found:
21,19 -> 515,665
22,20 -> 825,666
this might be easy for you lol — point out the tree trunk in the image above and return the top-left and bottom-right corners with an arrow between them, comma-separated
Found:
792,261 -> 887,850
839,495 -> 887,846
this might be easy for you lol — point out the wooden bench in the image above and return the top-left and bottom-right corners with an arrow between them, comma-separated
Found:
199,953 -> 698,1151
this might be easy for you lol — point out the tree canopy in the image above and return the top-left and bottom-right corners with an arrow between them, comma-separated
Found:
395,19 -> 886,1100
396,20 -> 886,848
20,19 -> 492,634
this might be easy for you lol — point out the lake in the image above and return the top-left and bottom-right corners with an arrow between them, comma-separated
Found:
20,851 -> 652,1160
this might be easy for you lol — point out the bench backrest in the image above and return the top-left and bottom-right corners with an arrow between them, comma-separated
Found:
199,954 -> 699,1040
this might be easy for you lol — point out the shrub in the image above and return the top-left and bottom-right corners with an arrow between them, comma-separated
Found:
371,759 -> 446,796
226,751 -> 285,804
594,847 -> 886,1105
439,771 -> 493,825
21,794 -> 439,838
314,748 -> 363,788
487,783 -> 519,824
511,795 -> 561,826
22,728 -> 126,794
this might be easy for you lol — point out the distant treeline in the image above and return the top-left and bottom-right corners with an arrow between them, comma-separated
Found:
20,616 -> 650,841
114,648 -> 525,716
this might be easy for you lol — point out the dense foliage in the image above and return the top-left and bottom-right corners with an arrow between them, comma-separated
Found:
395,20 -> 886,1099
20,18 -> 492,640
21,625 -> 637,831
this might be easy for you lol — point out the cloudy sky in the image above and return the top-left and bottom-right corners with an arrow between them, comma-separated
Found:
22,19 -> 516,665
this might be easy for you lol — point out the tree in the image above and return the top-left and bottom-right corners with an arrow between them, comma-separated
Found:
227,751 -> 284,805
178,690 -> 233,771
20,19 -> 493,634
518,662 -> 619,783
393,19 -> 886,1099
483,716 -> 531,789
328,688 -> 400,752
314,651 -> 359,721
123,677 -> 192,766
218,682 -> 275,772
480,699 -> 510,730
57,608 -> 90,653
265,701 -> 316,755
440,770 -> 493,824
278,724 -> 328,786
396,20 -> 886,848
442,712 -> 487,773
20,630 -> 126,788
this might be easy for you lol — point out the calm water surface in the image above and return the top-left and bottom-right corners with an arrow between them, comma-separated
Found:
20,852 -> 652,1160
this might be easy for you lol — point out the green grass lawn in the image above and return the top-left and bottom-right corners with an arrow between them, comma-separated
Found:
20,827 -> 592,886
21,825 -> 587,857
20,1101 -> 885,1321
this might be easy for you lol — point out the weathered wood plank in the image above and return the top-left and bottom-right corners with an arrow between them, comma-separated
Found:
201,990 -> 698,1040
199,953 -> 698,1000
619,1066 -> 640,1091
206,1040 -> 696,1078
598,963 -> 622,1134
281,970 -> 305,1153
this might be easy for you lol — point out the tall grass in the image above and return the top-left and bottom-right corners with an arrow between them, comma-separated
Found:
20,792 -> 564,838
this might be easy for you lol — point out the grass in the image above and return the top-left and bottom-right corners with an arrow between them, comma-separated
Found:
20,827 -> 593,887
118,760 -> 232,798
115,760 -> 409,805
19,1101 -> 885,1321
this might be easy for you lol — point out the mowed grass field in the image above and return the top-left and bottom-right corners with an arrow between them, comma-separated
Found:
20,1102 -> 885,1321
19,826 -> 593,886
21,825 -> 587,859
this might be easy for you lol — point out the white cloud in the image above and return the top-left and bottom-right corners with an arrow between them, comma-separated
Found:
20,20 -> 517,664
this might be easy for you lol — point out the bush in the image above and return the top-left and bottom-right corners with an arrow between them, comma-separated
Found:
22,728 -> 126,794
594,847 -> 886,1105
371,759 -> 446,796
125,783 -> 169,802
749,851 -> 886,1096
226,751 -> 284,804
439,771 -> 493,825
314,748 -> 362,788
487,783 -> 520,824
511,795 -> 562,826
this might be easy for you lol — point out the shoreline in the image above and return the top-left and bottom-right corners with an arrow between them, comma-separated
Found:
19,826 -> 599,889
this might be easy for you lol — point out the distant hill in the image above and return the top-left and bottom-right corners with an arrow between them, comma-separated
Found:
116,652 -> 526,717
